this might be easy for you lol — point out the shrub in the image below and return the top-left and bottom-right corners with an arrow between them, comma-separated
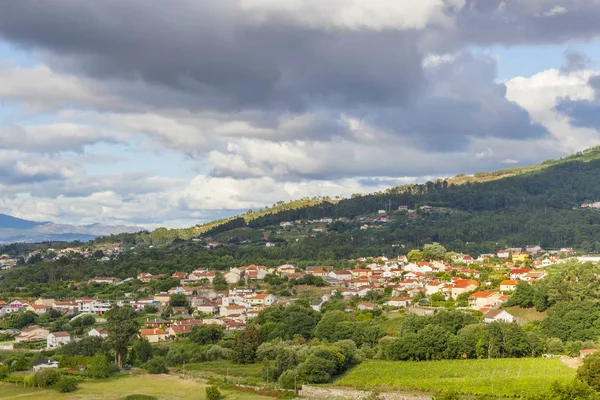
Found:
278,369 -> 299,389
35,368 -> 62,387
578,353 -> 600,390
0,364 -> 8,379
55,376 -> 79,393
86,355 -> 116,379
120,395 -> 158,400
206,345 -> 233,361
144,356 -> 168,374
206,386 -> 222,400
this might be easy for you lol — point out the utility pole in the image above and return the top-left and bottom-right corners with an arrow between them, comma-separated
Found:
294,375 -> 297,394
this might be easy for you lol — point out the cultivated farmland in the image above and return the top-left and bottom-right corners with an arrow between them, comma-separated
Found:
0,373 -> 273,400
335,358 -> 575,397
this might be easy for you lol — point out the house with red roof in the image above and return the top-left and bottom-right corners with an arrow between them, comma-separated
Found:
140,328 -> 167,343
468,291 -> 502,309
15,326 -> 49,343
247,293 -> 275,306
329,270 -> 352,281
385,297 -> 411,308
450,279 -> 479,300
219,305 -> 246,317
510,268 -> 532,280
357,302 -> 377,311
500,280 -> 519,292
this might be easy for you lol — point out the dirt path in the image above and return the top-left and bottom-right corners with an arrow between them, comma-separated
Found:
560,356 -> 582,369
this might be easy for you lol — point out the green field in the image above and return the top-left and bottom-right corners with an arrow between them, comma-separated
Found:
335,358 -> 576,397
503,306 -> 547,323
0,373 -> 272,400
176,360 -> 264,384
376,312 -> 407,335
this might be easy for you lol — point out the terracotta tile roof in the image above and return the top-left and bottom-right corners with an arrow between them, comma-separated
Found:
469,291 -> 497,299
140,328 -> 166,335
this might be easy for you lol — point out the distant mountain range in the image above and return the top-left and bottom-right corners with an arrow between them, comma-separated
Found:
0,214 -> 143,243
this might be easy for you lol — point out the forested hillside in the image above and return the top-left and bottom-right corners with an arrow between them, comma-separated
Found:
89,147 -> 600,256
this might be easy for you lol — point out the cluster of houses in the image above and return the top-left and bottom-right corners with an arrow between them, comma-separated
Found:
2,245 -> 126,270
0,254 -> 18,270
0,297 -> 154,316
2,242 -> 585,347
10,325 -> 108,350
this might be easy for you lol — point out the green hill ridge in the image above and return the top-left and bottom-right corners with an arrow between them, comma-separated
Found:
95,145 -> 600,253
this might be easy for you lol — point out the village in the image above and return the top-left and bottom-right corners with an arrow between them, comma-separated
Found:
0,243 -> 585,351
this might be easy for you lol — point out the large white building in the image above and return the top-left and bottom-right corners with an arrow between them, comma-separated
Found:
47,331 -> 71,349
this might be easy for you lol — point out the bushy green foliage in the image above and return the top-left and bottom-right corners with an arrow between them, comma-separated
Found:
541,301 -> 600,342
0,363 -> 9,379
527,379 -> 599,400
169,293 -> 188,307
213,272 -> 228,291
205,386 -> 222,400
188,325 -> 224,345
105,305 -> 140,367
132,339 -> 154,364
35,368 -> 62,387
577,353 -> 600,390
86,355 -> 117,378
144,356 -> 169,374
57,336 -> 104,357
385,313 -> 540,361
233,326 -> 260,364
55,375 -> 79,392
121,396 -> 158,400
256,304 -> 320,340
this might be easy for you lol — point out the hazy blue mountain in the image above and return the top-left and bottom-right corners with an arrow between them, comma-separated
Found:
0,213 -> 142,243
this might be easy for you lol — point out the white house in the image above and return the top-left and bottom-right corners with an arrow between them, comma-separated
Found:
329,270 -> 352,281
468,292 -> 502,309
47,331 -> 71,349
497,250 -> 511,259
87,328 -> 109,339
483,309 -> 515,324
246,293 -> 275,306
78,299 -> 112,314
220,305 -> 246,317
188,269 -> 216,283
426,281 -> 445,296
33,359 -> 59,372
385,297 -> 410,308
224,268 -> 242,284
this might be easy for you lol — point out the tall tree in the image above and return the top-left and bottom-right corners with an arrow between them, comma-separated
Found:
233,326 -> 260,364
213,272 -> 228,291
105,305 -> 140,368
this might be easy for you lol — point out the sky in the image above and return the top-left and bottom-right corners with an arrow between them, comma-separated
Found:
1,0 -> 600,229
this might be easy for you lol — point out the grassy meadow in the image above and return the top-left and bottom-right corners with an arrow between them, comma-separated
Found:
335,358 -> 576,397
0,373 -> 273,400
175,360 -> 264,384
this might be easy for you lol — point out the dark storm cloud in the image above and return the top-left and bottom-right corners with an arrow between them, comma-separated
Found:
0,1 -> 424,114
370,53 -> 548,150
449,0 -> 600,48
0,0 -> 570,166
555,76 -> 600,130
0,158 -> 69,185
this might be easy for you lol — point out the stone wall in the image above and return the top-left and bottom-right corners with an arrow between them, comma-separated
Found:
300,385 -> 432,400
